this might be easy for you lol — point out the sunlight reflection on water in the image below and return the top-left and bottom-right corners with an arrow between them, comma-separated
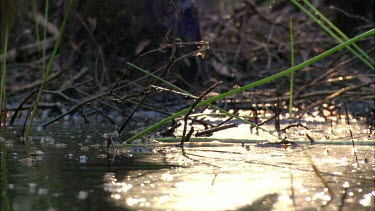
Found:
101,145 -> 374,210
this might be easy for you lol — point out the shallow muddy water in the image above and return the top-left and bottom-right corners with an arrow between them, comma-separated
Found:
0,121 -> 374,211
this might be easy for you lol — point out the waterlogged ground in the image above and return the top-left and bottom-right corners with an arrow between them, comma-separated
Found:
0,118 -> 374,211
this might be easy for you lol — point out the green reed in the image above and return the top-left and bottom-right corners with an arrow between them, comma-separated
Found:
32,0 -> 41,51
25,0 -> 73,138
0,27 -> 8,130
291,0 -> 374,70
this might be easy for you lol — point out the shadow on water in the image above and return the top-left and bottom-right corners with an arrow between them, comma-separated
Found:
0,122 -> 374,210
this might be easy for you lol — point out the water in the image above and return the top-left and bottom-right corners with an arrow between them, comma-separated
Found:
0,122 -> 374,210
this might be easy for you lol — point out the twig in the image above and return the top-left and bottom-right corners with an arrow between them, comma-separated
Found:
39,91 -> 111,127
298,83 -> 370,117
119,86 -> 161,101
117,1 -> 182,134
181,81 -> 222,146
216,111 -> 237,127
338,187 -> 348,211
160,121 -> 181,136
330,5 -> 374,24
195,123 -> 237,137
9,65 -> 64,93
9,89 -> 38,126
344,102 -> 359,165
79,107 -> 114,152
151,85 -> 198,99
274,99 -> 281,136
306,133 -> 316,145
79,107 -> 105,140
281,122 -> 309,132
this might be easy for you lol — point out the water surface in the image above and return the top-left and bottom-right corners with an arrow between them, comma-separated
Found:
0,122 -> 374,210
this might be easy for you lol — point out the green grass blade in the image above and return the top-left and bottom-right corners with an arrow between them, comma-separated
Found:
32,0 -> 41,51
302,0 -> 374,65
0,27 -> 8,130
291,0 -> 375,71
43,0 -> 50,69
124,29 -> 374,143
289,18 -> 295,116
25,0 -> 73,138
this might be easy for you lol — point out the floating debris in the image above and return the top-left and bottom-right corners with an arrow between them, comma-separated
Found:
29,151 -> 45,156
79,155 -> 88,163
28,183 -> 37,189
36,126 -> 46,131
80,146 -> 90,151
78,191 -> 89,200
40,137 -> 55,144
55,143 -> 67,148
6,140 -> 15,148
19,158 -> 36,166
8,184 -> 15,190
97,154 -> 107,159
89,144 -> 100,149
38,188 -> 48,195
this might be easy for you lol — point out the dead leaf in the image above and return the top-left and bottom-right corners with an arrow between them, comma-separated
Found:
212,60 -> 231,76
135,39 -> 152,55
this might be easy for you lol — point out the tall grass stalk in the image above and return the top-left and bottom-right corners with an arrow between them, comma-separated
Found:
289,18 -> 295,116
291,0 -> 375,71
124,29 -> 374,144
32,0 -> 41,51
301,0 -> 374,65
43,0 -> 50,69
0,27 -> 8,130
25,0 -> 73,138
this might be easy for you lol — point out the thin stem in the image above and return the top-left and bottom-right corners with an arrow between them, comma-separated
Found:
302,0 -> 374,64
43,0 -> 50,69
289,18 -> 295,116
0,27 -> 8,129
291,0 -> 374,70
25,0 -> 73,138
32,0 -> 41,51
